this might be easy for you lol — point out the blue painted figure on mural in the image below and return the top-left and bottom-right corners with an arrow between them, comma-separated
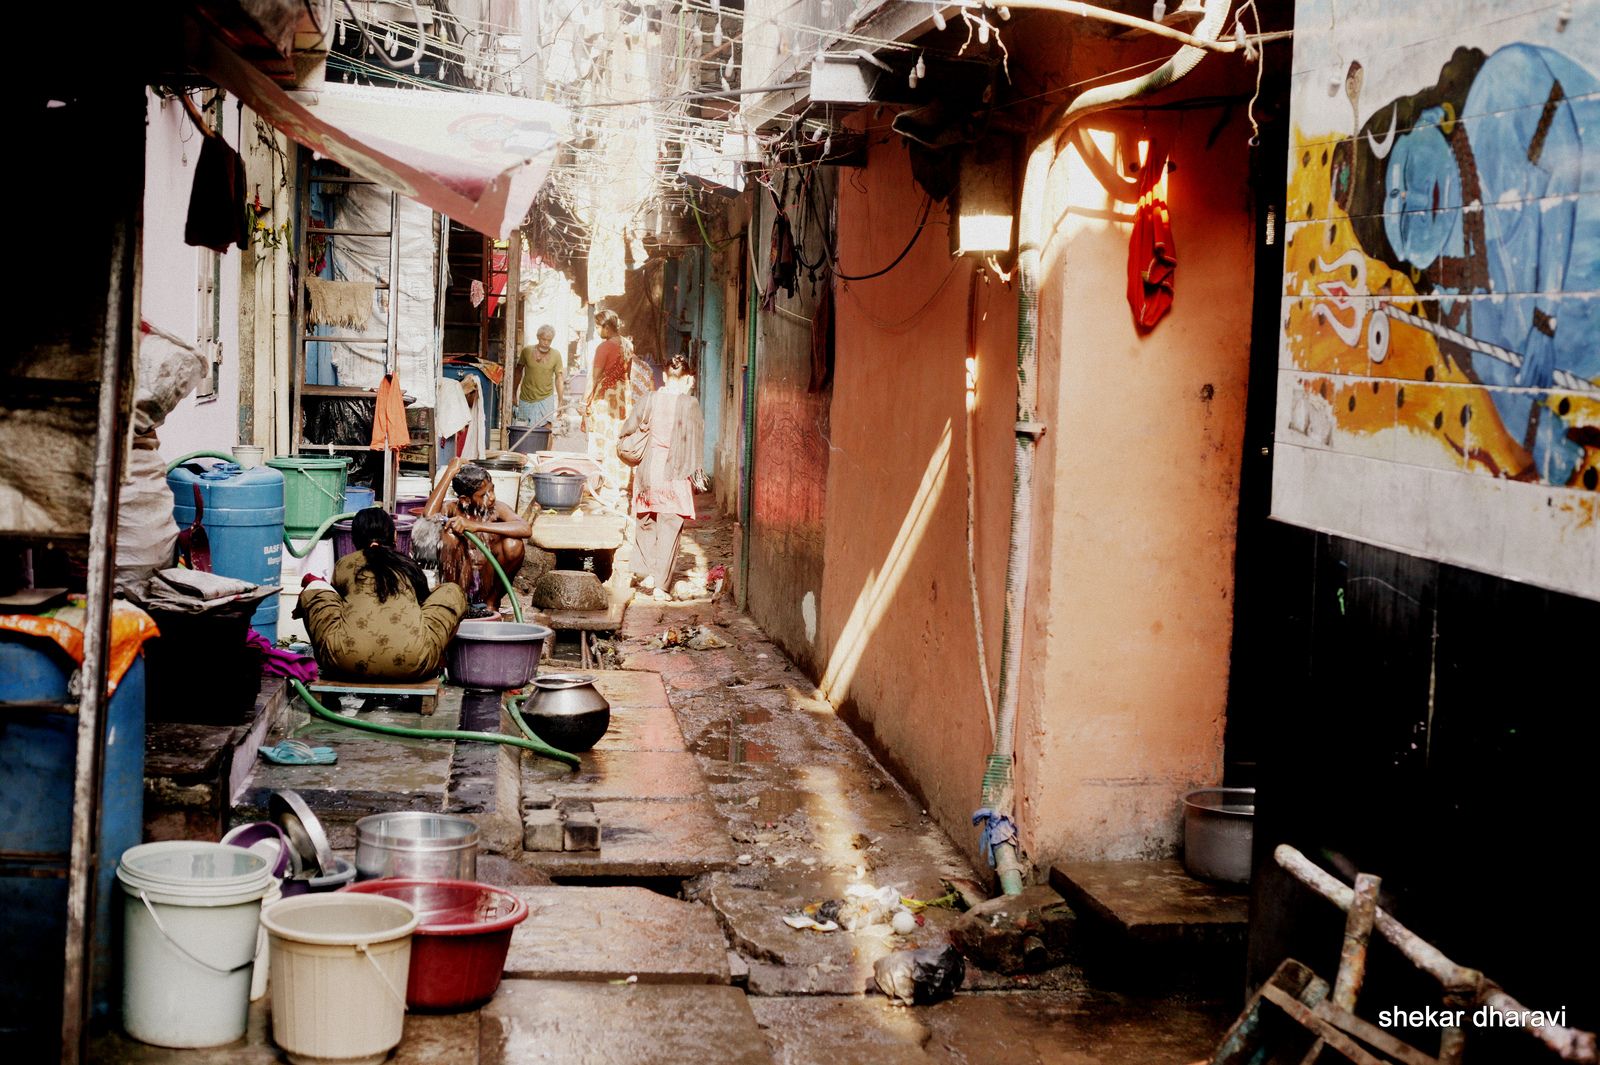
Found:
1373,43 -> 1600,484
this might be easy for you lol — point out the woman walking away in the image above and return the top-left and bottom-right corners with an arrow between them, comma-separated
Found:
421,457 -> 532,617
297,508 -> 467,681
582,309 -> 633,509
622,356 -> 706,600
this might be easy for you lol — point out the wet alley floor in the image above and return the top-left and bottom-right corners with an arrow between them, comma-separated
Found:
93,513 -> 1234,1065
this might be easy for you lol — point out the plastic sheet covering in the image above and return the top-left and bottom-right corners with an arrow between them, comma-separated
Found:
135,321 -> 209,434
321,185 -> 438,407
114,322 -> 209,593
115,447 -> 180,596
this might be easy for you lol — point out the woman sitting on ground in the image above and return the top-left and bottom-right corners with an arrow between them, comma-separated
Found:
297,507 -> 467,681
421,457 -> 532,617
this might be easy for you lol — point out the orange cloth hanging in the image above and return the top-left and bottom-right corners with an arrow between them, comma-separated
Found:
370,372 -> 412,450
1126,138 -> 1176,329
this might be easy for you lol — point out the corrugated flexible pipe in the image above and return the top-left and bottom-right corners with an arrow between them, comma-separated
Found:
982,0 -> 1233,894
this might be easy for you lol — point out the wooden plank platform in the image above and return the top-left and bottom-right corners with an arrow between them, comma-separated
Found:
1049,860 -> 1249,945
307,675 -> 442,714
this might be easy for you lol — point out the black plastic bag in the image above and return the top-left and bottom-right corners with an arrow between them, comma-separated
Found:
873,944 -> 964,1006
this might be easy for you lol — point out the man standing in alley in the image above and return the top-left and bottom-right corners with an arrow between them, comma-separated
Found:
514,323 -> 564,428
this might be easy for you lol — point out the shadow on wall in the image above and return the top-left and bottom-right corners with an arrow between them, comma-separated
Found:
818,421 -> 952,704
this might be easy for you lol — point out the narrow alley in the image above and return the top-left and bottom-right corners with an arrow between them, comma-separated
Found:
5,0 -> 1597,1063
92,514 -> 1236,1064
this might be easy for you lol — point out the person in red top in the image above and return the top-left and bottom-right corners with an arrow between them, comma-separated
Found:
582,310 -> 633,509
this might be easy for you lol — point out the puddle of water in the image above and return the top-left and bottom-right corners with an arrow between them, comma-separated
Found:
694,733 -> 778,763
751,788 -> 807,817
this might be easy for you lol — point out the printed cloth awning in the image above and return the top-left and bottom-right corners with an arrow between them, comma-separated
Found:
196,33 -> 566,239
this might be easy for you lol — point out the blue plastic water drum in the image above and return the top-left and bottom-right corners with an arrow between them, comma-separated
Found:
344,486 -> 375,512
168,460 -> 286,642
0,635 -> 145,1043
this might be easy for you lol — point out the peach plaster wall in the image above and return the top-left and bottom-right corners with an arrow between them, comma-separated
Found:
813,22 -> 1257,872
814,126 -> 1018,869
1013,107 -> 1255,865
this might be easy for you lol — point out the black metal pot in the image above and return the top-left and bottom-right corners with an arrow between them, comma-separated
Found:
522,672 -> 610,751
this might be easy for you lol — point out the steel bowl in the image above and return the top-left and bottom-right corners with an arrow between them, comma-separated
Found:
355,811 -> 480,881
532,471 -> 585,510
269,789 -> 335,879
1181,787 -> 1255,884
523,672 -> 610,752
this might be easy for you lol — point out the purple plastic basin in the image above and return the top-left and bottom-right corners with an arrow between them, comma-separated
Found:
220,822 -> 292,878
445,621 -> 552,690
332,514 -> 417,560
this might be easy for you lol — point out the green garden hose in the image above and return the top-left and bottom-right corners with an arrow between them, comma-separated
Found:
283,512 -> 360,558
291,680 -> 579,768
504,694 -> 552,750
165,450 -> 241,472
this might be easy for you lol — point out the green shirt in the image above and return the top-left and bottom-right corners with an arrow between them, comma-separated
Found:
518,345 -> 560,402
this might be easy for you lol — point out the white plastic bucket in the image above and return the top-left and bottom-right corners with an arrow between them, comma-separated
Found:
251,880 -> 282,1002
232,445 -> 265,469
262,894 -> 418,1065
118,841 -> 274,1048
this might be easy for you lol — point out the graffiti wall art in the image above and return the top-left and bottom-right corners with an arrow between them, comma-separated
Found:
1277,0 -> 1600,599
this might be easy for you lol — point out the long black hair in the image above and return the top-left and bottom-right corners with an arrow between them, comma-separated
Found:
351,507 -> 431,605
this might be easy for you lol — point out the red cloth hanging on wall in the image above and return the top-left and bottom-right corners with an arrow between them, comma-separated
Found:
1126,138 -> 1176,329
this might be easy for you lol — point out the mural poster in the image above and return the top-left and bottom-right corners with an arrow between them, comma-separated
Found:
1277,0 -> 1600,599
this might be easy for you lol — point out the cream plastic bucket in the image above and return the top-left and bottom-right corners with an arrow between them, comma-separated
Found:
118,841 -> 274,1048
262,894 -> 418,1065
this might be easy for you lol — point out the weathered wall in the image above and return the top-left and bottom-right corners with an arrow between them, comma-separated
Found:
746,177 -> 834,672
144,90 -> 243,463
816,21 -> 1260,869
815,130 -> 1017,865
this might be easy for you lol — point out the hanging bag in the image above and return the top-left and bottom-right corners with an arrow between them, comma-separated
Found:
616,391 -> 653,467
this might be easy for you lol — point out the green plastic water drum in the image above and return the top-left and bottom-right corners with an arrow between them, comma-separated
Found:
267,455 -> 348,539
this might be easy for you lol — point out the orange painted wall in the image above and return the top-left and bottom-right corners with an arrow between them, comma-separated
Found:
815,22 -> 1259,869
815,126 -> 1017,848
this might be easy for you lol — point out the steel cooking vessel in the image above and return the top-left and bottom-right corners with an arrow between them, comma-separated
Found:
355,811 -> 480,881
524,672 -> 610,752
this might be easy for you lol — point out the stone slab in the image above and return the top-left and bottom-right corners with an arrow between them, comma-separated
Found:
523,748 -> 707,801
480,981 -> 770,1065
749,996 -> 936,1065
529,509 -> 626,551
517,799 -> 736,878
589,669 -> 671,708
1049,860 -> 1249,944
504,886 -> 730,984
591,702 -> 687,752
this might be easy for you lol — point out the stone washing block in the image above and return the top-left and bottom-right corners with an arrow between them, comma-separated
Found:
531,569 -> 609,611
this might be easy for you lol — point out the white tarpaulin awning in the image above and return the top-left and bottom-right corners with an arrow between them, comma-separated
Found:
197,33 -> 567,239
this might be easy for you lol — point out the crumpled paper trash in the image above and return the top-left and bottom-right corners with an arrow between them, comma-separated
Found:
644,625 -> 730,651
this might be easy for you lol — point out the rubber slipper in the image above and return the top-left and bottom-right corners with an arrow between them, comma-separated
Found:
259,740 -> 338,765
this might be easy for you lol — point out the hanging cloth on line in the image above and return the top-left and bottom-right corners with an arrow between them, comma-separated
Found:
370,372 -> 411,450
1126,137 -> 1176,329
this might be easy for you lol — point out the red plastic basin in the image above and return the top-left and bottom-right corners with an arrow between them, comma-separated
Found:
342,877 -> 528,1010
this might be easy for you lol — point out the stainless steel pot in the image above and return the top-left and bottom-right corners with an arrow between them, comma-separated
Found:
1181,787 -> 1255,884
524,672 -> 610,752
533,471 -> 585,510
355,812 -> 480,881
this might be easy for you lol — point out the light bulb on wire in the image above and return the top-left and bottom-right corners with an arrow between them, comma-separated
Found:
932,3 -> 946,30
915,53 -> 925,78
